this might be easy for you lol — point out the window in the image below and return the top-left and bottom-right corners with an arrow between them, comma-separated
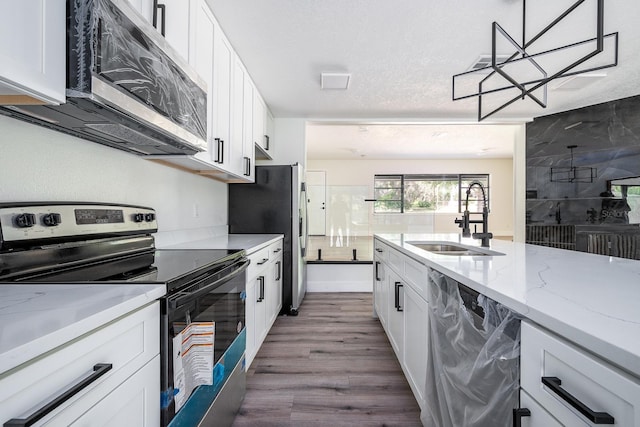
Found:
373,174 -> 489,214
373,175 -> 404,213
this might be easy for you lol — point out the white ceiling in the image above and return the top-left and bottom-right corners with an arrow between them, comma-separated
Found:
207,0 -> 640,159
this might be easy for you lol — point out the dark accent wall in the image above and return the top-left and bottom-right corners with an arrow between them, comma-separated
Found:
525,94 -> 640,259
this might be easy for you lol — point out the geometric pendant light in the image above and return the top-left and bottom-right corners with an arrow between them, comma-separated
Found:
452,0 -> 619,121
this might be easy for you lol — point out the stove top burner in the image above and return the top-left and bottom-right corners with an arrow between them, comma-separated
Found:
1,248 -> 244,287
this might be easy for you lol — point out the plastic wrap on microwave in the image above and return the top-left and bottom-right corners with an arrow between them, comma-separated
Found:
422,268 -> 522,427
68,0 -> 207,141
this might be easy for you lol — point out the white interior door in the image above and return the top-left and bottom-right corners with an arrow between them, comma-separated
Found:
306,170 -> 326,236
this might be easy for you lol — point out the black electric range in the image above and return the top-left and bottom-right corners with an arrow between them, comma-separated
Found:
0,202 -> 249,427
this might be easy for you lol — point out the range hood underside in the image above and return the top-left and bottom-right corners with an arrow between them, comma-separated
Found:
0,99 -> 201,156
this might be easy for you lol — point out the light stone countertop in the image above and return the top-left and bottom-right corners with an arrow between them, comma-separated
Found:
0,233 -> 281,375
159,234 -> 283,254
0,284 -> 166,374
376,233 -> 640,379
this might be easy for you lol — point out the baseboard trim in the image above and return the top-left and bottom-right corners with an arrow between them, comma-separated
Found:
307,263 -> 372,293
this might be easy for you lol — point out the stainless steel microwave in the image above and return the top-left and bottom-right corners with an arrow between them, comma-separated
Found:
0,0 -> 207,156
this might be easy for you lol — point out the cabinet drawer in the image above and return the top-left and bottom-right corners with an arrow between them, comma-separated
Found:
247,246 -> 270,279
518,390 -> 563,427
521,321 -> 640,426
387,246 -> 403,275
402,256 -> 428,302
49,356 -> 160,426
373,239 -> 389,262
0,303 -> 159,424
269,239 -> 283,258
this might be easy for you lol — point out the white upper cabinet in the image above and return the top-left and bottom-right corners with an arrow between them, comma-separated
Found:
188,0 -> 215,166
253,92 -> 265,150
153,0 -> 190,59
232,58 -> 255,181
212,25 -> 233,171
243,72 -> 256,181
139,0 -> 266,181
0,0 -> 65,105
253,90 -> 273,160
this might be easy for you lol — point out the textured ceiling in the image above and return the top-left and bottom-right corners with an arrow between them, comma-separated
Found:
206,0 -> 640,159
306,123 -> 520,160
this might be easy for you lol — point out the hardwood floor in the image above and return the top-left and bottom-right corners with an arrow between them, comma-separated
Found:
232,293 -> 422,426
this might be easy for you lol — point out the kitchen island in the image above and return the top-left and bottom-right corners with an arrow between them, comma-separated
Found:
377,233 -> 640,377
375,233 -> 640,425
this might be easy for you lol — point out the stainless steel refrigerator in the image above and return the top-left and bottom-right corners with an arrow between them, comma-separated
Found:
228,164 -> 308,315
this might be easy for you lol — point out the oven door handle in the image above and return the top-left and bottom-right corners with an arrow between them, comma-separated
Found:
169,259 -> 249,309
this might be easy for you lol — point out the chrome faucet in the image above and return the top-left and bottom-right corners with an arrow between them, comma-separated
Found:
454,181 -> 493,247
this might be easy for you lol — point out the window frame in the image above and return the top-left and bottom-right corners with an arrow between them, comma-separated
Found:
373,173 -> 490,214
373,174 -> 405,213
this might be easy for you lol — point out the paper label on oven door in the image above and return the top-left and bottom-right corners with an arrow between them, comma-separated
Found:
172,321 -> 215,412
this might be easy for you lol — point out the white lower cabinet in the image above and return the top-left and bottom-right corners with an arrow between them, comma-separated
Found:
0,302 -> 160,426
373,237 -> 428,412
245,238 -> 284,368
267,255 -> 283,325
373,251 -> 388,327
386,269 -> 404,358
519,321 -> 640,426
403,284 -> 428,410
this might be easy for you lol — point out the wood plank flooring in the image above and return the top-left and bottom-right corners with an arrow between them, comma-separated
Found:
232,293 -> 422,426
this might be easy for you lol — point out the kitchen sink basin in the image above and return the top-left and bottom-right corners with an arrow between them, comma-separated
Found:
406,241 -> 505,256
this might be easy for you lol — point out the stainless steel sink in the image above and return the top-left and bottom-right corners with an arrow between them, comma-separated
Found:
406,241 -> 504,256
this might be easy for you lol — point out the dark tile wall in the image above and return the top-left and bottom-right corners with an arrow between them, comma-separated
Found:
526,94 -> 640,226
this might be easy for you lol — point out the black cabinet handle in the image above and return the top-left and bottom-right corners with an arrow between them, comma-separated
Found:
257,276 -> 265,302
375,261 -> 381,281
512,408 -> 531,427
214,138 -> 224,164
152,0 -> 166,36
275,261 -> 281,281
264,135 -> 270,150
541,376 -> 614,424
273,248 -> 282,253
394,282 -> 403,312
214,138 -> 221,163
375,248 -> 383,253
243,156 -> 251,176
257,258 -> 269,265
4,363 -> 112,427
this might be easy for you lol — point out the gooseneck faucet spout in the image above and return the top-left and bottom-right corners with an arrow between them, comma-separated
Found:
454,181 -> 493,247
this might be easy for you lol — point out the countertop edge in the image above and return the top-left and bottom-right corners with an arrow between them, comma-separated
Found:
0,284 -> 166,375
159,234 -> 284,253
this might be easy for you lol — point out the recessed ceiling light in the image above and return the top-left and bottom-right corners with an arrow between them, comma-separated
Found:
321,73 -> 351,90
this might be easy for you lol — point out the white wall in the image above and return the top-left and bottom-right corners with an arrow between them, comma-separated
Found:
307,158 -> 514,237
0,116 -> 228,232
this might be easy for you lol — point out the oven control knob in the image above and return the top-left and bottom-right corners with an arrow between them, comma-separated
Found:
42,213 -> 62,226
15,213 -> 36,228
144,213 -> 155,222
133,213 -> 145,223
